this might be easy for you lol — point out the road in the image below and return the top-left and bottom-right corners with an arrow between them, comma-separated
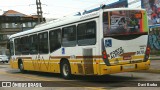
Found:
0,62 -> 160,90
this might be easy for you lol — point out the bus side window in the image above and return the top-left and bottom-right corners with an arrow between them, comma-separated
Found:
29,34 -> 38,54
49,29 -> 61,52
15,38 -> 21,55
10,41 -> 14,56
62,25 -> 76,47
21,36 -> 30,55
38,32 -> 49,54
77,21 -> 96,46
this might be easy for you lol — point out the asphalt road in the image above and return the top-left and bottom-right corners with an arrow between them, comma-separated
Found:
0,62 -> 160,90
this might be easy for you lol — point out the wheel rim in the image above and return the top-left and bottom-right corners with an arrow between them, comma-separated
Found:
20,63 -> 23,70
63,64 -> 69,76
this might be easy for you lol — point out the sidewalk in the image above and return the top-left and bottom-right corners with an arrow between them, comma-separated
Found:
149,55 -> 160,60
141,55 -> 160,73
148,60 -> 160,73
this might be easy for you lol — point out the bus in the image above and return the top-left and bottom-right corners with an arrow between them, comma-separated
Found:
9,8 -> 150,79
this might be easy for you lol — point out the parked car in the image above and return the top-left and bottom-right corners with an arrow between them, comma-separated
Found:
0,55 -> 9,63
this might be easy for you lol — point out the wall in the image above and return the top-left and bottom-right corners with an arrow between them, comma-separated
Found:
141,0 -> 160,55
149,27 -> 160,55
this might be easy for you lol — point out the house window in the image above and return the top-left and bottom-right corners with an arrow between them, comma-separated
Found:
5,23 -> 9,28
28,22 -> 32,27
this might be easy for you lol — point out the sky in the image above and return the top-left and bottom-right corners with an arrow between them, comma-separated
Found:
0,0 -> 141,19
0,0 -> 118,19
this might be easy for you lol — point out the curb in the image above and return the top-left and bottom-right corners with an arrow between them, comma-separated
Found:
0,63 -> 9,65
149,56 -> 160,60
150,58 -> 160,60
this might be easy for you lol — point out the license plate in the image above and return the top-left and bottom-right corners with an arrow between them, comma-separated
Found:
123,56 -> 132,60
123,65 -> 135,70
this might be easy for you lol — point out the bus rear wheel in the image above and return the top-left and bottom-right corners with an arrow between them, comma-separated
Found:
60,60 -> 71,79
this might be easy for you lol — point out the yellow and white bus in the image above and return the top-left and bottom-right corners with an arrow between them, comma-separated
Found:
9,8 -> 150,79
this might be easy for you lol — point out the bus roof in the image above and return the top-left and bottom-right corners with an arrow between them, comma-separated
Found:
9,8 -> 146,39
103,8 -> 145,12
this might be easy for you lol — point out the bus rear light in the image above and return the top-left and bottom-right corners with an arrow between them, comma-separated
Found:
144,46 -> 150,62
146,47 -> 150,55
102,50 -> 108,59
103,55 -> 107,59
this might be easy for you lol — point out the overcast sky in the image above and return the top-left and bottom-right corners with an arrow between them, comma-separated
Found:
0,0 -> 141,19
0,0 -> 120,18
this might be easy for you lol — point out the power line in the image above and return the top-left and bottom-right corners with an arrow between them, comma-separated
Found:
46,0 -> 108,12
0,0 -> 105,9
72,0 -> 103,3
0,5 -> 30,7
47,5 -> 82,10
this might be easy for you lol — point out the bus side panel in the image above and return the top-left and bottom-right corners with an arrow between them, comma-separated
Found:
23,59 -> 61,73
69,59 -> 99,75
48,60 -> 60,73
39,60 -> 49,72
93,58 -> 100,75
23,59 -> 34,71
70,60 -> 82,75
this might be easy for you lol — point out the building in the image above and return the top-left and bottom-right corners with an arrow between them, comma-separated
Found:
0,10 -> 45,55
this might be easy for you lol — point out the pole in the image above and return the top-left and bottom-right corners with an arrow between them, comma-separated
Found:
36,0 -> 43,24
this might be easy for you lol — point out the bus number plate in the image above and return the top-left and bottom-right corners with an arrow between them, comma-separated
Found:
123,56 -> 132,60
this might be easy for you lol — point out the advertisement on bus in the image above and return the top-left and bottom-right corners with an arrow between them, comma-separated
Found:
103,10 -> 143,36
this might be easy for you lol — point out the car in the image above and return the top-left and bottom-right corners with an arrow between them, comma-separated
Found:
0,55 -> 9,63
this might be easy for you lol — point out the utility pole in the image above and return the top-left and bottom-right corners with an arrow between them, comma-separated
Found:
36,0 -> 43,24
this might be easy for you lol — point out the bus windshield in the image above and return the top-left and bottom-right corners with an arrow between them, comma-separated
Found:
103,10 -> 147,36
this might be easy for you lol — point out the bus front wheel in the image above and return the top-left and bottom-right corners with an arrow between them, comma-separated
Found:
18,60 -> 25,73
60,60 -> 71,79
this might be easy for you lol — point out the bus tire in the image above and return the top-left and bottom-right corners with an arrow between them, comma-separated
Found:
18,60 -> 25,73
60,60 -> 71,79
